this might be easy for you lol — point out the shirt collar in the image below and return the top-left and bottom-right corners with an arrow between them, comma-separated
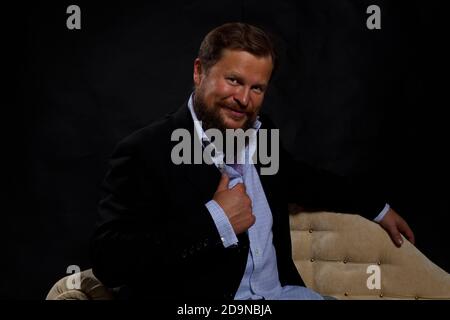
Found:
187,93 -> 262,170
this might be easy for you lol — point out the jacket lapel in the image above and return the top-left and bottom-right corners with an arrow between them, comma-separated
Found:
169,104 -> 280,214
170,104 -> 222,202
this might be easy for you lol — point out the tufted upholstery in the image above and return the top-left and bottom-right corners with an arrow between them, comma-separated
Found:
46,269 -> 113,300
291,211 -> 450,300
46,211 -> 450,300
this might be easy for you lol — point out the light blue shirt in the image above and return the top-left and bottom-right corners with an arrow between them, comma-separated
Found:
187,94 -> 389,300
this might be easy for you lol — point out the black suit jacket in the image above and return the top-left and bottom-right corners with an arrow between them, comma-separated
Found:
90,103 -> 386,300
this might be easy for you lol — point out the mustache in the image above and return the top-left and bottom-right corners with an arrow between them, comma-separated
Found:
219,101 -> 251,114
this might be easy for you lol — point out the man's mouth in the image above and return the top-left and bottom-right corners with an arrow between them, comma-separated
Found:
223,105 -> 247,120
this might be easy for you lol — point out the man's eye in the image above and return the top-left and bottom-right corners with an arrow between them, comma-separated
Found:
227,78 -> 238,85
252,87 -> 263,93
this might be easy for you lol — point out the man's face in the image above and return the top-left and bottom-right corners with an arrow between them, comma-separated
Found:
193,49 -> 273,132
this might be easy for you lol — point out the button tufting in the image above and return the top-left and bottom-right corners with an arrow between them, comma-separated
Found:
310,258 -> 315,262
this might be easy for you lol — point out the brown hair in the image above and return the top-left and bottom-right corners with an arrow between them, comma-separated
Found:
198,22 -> 277,75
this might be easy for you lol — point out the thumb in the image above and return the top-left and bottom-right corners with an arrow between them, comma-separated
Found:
216,173 -> 229,192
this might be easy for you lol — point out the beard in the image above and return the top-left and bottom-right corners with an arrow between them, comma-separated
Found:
193,88 -> 257,134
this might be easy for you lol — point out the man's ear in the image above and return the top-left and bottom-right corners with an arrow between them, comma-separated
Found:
193,58 -> 203,86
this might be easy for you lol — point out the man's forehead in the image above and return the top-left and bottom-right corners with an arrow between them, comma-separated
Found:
218,49 -> 272,64
214,49 -> 273,79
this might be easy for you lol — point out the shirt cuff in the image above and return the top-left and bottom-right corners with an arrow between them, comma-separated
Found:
374,203 -> 390,223
205,200 -> 239,248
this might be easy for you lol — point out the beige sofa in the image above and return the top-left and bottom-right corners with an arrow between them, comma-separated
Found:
46,211 -> 450,300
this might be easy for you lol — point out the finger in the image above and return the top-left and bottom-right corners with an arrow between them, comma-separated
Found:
232,183 -> 246,192
399,220 -> 415,245
216,173 -> 229,192
249,214 -> 256,227
387,225 -> 403,247
244,195 -> 253,210
393,230 -> 403,247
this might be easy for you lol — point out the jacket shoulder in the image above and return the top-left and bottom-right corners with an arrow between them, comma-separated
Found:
120,116 -> 173,148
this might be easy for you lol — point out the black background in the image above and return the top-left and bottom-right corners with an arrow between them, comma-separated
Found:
5,0 -> 448,299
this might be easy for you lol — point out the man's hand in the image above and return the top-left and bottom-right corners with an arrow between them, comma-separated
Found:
213,174 -> 255,235
379,208 -> 415,247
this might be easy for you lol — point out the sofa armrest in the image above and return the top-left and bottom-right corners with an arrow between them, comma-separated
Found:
46,269 -> 113,300
290,211 -> 450,299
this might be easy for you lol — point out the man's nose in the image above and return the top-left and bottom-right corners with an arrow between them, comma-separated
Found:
233,87 -> 250,108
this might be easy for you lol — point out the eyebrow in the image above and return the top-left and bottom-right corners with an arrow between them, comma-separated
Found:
227,72 -> 268,89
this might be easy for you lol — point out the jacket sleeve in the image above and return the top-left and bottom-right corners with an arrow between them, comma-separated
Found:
90,135 -> 226,290
280,143 -> 387,220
